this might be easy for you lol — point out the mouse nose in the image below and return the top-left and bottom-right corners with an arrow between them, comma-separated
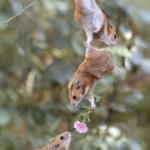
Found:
65,131 -> 71,136
65,132 -> 71,138
72,95 -> 76,99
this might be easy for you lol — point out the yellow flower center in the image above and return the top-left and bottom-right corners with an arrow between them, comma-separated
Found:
79,124 -> 83,129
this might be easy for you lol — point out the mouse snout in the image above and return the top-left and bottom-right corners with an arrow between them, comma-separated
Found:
71,101 -> 76,106
65,131 -> 71,137
71,95 -> 77,106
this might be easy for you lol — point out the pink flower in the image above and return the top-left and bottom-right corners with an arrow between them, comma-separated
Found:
74,121 -> 88,134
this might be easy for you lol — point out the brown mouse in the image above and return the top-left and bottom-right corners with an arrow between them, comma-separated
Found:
68,45 -> 121,108
74,0 -> 117,46
35,131 -> 71,150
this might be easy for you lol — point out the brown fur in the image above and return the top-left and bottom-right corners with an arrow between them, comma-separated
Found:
93,15 -> 117,43
74,0 -> 117,46
68,47 -> 115,106
74,0 -> 92,23
35,132 -> 71,150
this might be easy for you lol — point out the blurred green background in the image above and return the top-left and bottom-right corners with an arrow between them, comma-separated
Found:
0,0 -> 150,150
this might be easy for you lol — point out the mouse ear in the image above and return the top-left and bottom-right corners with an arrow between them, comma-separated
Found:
48,138 -> 53,144
68,80 -> 73,89
84,86 -> 89,96
107,22 -> 113,31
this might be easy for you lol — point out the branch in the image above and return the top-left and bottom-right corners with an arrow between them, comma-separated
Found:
0,0 -> 39,27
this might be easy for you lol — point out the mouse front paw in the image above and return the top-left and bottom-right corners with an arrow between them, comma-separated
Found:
84,42 -> 92,48
83,42 -> 89,47
83,41 -> 87,46
113,66 -> 124,74
91,103 -> 96,109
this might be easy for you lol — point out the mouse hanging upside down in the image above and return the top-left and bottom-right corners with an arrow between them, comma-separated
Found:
74,0 -> 117,46
68,45 -> 121,109
35,131 -> 71,150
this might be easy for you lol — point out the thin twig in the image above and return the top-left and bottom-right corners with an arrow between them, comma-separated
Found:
0,0 -> 39,27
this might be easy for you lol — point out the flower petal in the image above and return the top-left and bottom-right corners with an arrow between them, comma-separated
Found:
73,121 -> 88,134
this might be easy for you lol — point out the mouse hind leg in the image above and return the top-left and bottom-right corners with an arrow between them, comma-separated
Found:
113,65 -> 124,74
83,26 -> 93,46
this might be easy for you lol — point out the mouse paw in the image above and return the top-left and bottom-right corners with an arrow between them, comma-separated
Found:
113,66 -> 124,74
91,103 -> 96,109
83,42 -> 89,47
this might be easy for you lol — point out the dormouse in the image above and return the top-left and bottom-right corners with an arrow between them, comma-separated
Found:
36,132 -> 71,150
74,0 -> 117,46
68,45 -> 121,108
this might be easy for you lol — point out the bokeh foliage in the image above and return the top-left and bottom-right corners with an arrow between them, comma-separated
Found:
0,0 -> 150,150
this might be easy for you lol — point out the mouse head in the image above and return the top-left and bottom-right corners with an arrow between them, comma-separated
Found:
93,22 -> 117,46
105,22 -> 117,46
49,132 -> 71,150
68,80 -> 86,106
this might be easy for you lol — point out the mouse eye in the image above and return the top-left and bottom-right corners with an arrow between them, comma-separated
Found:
72,95 -> 77,99
77,85 -> 80,89
60,136 -> 64,140
76,81 -> 81,89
